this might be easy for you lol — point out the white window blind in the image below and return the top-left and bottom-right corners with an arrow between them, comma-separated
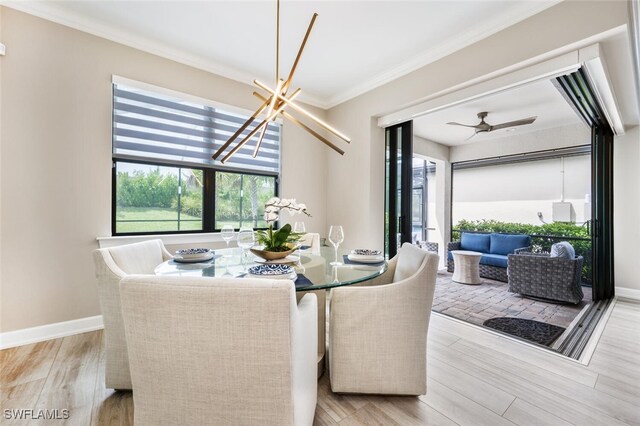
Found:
112,83 -> 281,174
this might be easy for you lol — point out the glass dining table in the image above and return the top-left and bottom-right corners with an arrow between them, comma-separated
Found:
155,245 -> 387,378
154,246 -> 387,291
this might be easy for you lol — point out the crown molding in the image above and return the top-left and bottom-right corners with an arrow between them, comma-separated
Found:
0,1 -> 330,109
2,0 -> 559,111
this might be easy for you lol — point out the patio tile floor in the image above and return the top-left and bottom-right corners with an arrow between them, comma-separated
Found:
432,270 -> 592,329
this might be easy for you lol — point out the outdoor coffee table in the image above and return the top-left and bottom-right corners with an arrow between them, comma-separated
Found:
450,250 -> 483,285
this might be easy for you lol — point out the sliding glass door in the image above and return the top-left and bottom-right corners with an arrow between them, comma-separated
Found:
555,69 -> 614,300
385,121 -> 413,258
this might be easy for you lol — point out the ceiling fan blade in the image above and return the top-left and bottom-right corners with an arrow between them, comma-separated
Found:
464,132 -> 477,142
446,121 -> 480,129
490,116 -> 537,131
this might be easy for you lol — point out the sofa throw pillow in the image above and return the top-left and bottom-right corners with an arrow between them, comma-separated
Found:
550,241 -> 575,259
489,233 -> 532,255
460,232 -> 491,253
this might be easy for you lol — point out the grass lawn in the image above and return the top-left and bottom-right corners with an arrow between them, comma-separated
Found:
116,207 -> 202,233
115,207 -> 270,233
215,220 -> 269,229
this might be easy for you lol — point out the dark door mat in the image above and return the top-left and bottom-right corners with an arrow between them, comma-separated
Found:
483,317 -> 566,346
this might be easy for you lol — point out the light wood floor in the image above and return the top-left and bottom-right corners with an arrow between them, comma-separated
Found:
2,298 -> 639,425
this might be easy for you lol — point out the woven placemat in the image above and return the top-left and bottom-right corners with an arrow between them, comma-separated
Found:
295,274 -> 313,287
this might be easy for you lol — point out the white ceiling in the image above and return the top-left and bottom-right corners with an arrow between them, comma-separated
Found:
412,78 -> 584,146
5,0 -> 560,108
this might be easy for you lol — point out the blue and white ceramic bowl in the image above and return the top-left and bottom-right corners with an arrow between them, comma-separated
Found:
351,249 -> 382,256
248,264 -> 294,276
175,248 -> 211,259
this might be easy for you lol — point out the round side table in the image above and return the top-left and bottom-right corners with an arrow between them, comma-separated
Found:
450,250 -> 483,285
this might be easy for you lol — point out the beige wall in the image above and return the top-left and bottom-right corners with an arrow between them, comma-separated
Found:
413,135 -> 449,162
451,124 -> 592,227
0,7 -> 4,334
0,8 -> 328,332
453,155 -> 592,225
613,126 -> 640,291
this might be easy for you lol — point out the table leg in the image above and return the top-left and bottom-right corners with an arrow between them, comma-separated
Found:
296,289 -> 325,378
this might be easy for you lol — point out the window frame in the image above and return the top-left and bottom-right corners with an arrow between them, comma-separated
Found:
112,158 -> 279,236
110,78 -> 282,236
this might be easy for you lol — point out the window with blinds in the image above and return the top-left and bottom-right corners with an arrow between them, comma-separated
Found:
111,81 -> 280,236
112,83 -> 281,174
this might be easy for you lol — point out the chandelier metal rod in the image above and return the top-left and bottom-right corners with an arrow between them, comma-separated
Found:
213,1 -> 350,163
254,82 -> 281,158
254,79 -> 351,143
254,91 -> 345,155
282,12 -> 318,96
211,100 -> 269,160
220,88 -> 302,163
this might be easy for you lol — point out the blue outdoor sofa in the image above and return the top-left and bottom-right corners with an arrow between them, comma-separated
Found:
447,232 -> 532,282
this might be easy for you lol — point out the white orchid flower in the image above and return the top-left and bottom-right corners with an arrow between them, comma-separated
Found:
266,197 -> 280,205
263,197 -> 311,224
264,211 -> 279,223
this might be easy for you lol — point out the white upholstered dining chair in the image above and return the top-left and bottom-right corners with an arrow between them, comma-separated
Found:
119,275 -> 318,426
93,239 -> 172,390
299,232 -> 321,255
329,242 -> 439,395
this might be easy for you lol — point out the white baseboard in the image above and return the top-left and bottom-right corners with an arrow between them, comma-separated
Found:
615,286 -> 640,301
0,315 -> 104,350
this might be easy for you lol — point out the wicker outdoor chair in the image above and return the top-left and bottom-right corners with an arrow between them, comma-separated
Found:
416,241 -> 439,253
507,251 -> 584,304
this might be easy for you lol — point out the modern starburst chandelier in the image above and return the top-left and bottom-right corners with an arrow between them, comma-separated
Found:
212,0 -> 351,164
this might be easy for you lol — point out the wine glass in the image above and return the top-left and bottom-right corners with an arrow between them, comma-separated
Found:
329,225 -> 344,266
237,228 -> 255,270
217,254 -> 232,277
221,225 -> 234,251
331,265 -> 339,284
293,221 -> 306,234
293,221 -> 306,248
293,221 -> 306,270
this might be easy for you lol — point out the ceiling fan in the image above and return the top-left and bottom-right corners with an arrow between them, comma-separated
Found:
447,111 -> 537,140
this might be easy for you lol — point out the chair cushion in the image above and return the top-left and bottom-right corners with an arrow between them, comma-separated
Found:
489,233 -> 531,255
393,243 -> 427,282
460,233 -> 490,253
550,241 -> 575,259
480,253 -> 508,268
109,240 -> 165,274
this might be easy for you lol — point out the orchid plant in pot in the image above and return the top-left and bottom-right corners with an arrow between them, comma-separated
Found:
251,198 -> 311,260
